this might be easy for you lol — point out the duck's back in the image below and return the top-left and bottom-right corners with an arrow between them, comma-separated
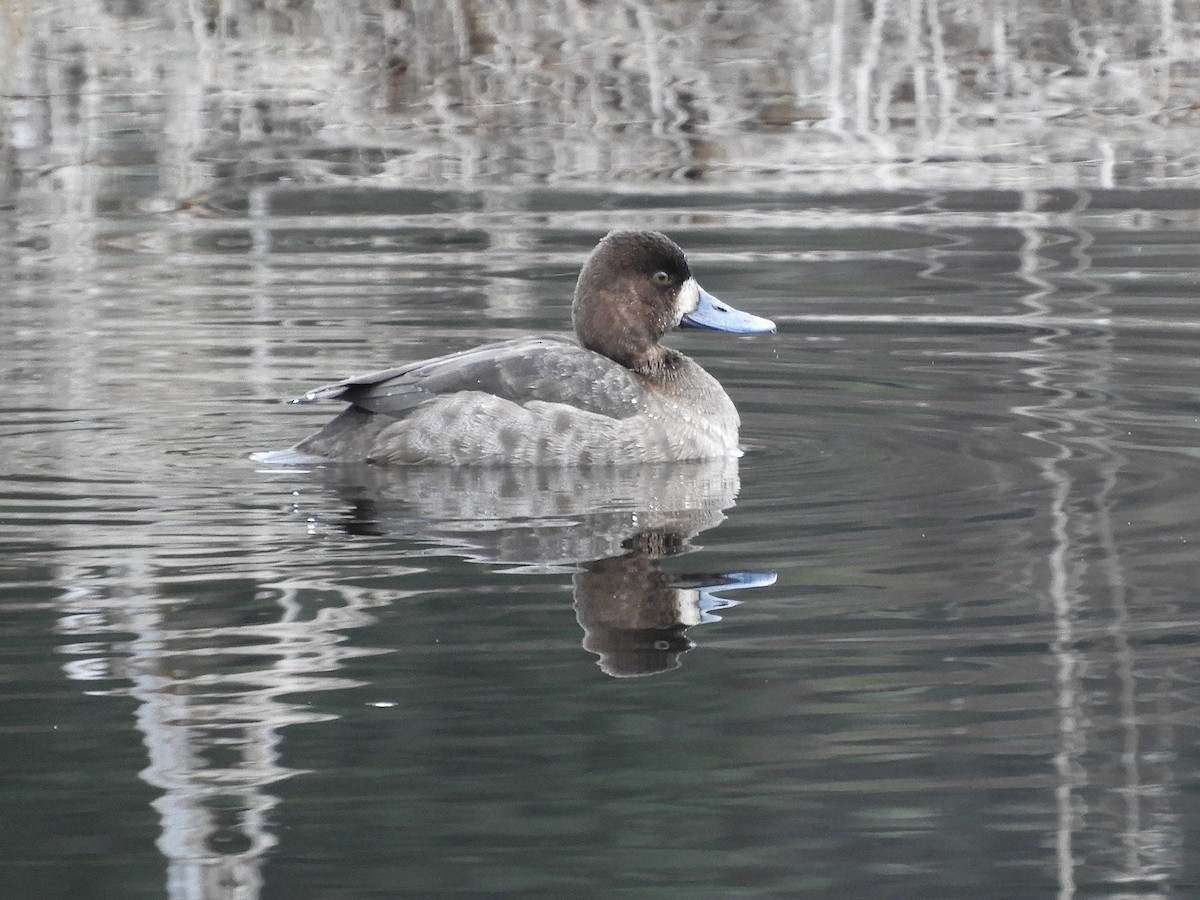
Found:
292,337 -> 739,466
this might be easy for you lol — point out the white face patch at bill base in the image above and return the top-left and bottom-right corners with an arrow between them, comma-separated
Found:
673,277 -> 701,325
672,587 -> 704,627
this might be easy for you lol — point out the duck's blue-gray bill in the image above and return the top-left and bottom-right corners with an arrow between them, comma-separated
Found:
683,286 -> 776,334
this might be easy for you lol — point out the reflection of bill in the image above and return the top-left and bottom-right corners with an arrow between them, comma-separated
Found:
284,455 -> 775,675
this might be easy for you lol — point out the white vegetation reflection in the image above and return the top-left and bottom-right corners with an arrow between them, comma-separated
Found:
1009,193 -> 1176,894
3,0 -> 1199,199
55,564 -> 392,900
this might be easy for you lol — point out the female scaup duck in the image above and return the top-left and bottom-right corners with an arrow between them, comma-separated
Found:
282,229 -> 774,466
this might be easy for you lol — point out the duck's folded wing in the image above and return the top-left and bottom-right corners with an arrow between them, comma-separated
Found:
293,337 -> 644,419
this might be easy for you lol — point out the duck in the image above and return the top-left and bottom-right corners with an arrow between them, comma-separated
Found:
279,229 -> 775,466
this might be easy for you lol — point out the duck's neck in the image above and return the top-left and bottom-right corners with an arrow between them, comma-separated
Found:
576,323 -> 677,376
628,345 -> 683,378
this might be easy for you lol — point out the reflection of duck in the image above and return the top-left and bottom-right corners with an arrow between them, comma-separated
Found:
266,229 -> 774,466
281,458 -> 775,676
309,457 -> 741,568
575,547 -> 776,678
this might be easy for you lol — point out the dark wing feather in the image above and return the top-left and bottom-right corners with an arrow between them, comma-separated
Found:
294,337 -> 644,419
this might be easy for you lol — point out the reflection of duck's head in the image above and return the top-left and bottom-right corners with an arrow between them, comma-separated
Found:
574,534 -> 778,678
275,229 -> 774,466
573,543 -> 696,678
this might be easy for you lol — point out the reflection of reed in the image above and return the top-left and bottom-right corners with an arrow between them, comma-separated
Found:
1010,189 -> 1177,891
3,0 -> 1198,195
55,562 -> 388,900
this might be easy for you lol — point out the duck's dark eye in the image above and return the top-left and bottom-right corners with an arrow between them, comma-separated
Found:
652,271 -> 671,285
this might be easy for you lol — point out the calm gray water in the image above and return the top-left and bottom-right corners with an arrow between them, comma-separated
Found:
5,184 -> 1200,898
5,4 -> 1200,898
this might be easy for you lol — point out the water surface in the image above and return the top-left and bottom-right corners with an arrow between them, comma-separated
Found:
5,5 -> 1200,898
5,184 -> 1200,898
